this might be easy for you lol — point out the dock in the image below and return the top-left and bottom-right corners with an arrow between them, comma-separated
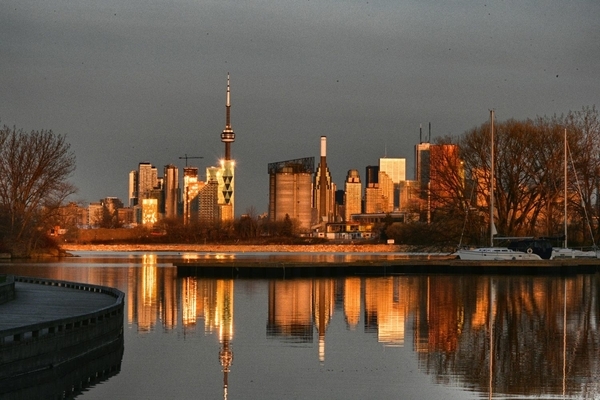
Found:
0,276 -> 124,399
175,256 -> 600,278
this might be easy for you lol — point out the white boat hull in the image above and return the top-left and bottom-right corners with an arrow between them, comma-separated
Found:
456,247 -> 542,261
551,248 -> 599,259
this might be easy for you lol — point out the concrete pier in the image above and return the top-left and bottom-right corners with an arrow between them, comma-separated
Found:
0,276 -> 124,399
176,256 -> 600,278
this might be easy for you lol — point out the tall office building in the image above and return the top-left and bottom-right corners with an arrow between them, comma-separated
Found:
344,169 -> 362,221
218,73 -> 235,220
163,164 -> 179,219
379,157 -> 406,210
313,136 -> 336,224
415,143 -> 431,196
378,170 -> 394,213
379,158 -> 406,184
268,157 -> 314,231
364,183 -> 382,214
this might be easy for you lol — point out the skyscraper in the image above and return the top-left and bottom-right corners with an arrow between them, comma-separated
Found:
128,170 -> 138,207
379,157 -> 406,210
138,162 -> 158,200
344,169 -> 362,221
163,164 -> 179,219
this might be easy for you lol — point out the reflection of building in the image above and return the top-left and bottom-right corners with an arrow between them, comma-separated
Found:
313,279 -> 334,363
267,280 -> 314,341
364,277 -> 406,347
268,157 -> 315,232
344,277 -> 361,329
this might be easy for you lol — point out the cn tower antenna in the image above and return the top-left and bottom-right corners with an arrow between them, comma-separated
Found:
220,72 -> 235,160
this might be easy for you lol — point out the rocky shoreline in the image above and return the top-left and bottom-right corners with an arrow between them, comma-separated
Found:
62,243 -> 408,253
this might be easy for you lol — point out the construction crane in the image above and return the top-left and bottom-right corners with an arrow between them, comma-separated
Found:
178,154 -> 203,166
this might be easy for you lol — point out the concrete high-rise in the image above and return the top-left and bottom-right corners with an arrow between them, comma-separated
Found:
128,170 -> 138,207
344,169 -> 362,221
268,157 -> 314,232
313,136 -> 336,224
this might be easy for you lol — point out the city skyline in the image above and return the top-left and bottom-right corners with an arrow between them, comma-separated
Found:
2,1 -> 599,216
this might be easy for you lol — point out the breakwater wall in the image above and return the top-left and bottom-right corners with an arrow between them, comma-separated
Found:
0,274 -> 15,305
0,277 -> 124,399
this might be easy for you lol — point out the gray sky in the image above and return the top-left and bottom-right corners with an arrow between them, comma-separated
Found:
2,0 -> 599,216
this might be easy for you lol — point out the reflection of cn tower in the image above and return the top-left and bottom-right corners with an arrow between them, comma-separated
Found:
216,280 -> 234,400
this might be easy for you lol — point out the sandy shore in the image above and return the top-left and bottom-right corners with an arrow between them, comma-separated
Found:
62,243 -> 407,253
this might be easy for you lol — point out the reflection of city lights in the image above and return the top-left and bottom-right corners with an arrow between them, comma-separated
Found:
214,253 -> 235,260
182,253 -> 200,261
141,256 -> 157,307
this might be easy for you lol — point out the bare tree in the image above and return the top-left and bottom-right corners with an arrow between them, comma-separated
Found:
0,125 -> 76,256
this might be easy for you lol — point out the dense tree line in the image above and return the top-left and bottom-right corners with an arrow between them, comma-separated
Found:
389,106 -> 600,248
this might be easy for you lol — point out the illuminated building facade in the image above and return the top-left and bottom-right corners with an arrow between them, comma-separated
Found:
364,183 -> 382,214
141,198 -> 158,225
344,169 -> 362,221
268,157 -> 315,232
378,170 -> 394,213
182,167 -> 200,224
199,167 -> 220,223
138,162 -> 158,200
379,157 -> 406,210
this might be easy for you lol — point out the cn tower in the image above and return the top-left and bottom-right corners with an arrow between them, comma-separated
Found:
218,73 -> 235,219
221,73 -> 235,160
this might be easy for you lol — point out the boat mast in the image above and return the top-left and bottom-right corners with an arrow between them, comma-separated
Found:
564,128 -> 568,249
490,110 -> 495,247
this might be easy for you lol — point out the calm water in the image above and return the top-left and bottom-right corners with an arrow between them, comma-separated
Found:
1,251 -> 599,399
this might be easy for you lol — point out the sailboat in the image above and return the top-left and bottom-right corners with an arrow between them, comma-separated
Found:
456,111 -> 541,260
551,128 -> 598,259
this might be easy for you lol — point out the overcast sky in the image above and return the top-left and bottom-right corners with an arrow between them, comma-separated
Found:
2,0 -> 599,216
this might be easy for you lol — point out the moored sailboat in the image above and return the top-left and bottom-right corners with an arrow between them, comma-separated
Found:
456,110 -> 541,261
551,128 -> 598,259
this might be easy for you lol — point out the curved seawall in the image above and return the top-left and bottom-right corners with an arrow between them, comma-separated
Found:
0,276 -> 124,399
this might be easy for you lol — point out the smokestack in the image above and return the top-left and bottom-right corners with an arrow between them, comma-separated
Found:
419,123 -> 422,144
319,136 -> 327,219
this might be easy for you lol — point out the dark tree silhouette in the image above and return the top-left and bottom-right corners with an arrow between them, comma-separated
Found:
0,125 -> 76,256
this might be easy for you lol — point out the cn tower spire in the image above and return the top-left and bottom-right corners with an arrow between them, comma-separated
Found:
221,73 -> 235,160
